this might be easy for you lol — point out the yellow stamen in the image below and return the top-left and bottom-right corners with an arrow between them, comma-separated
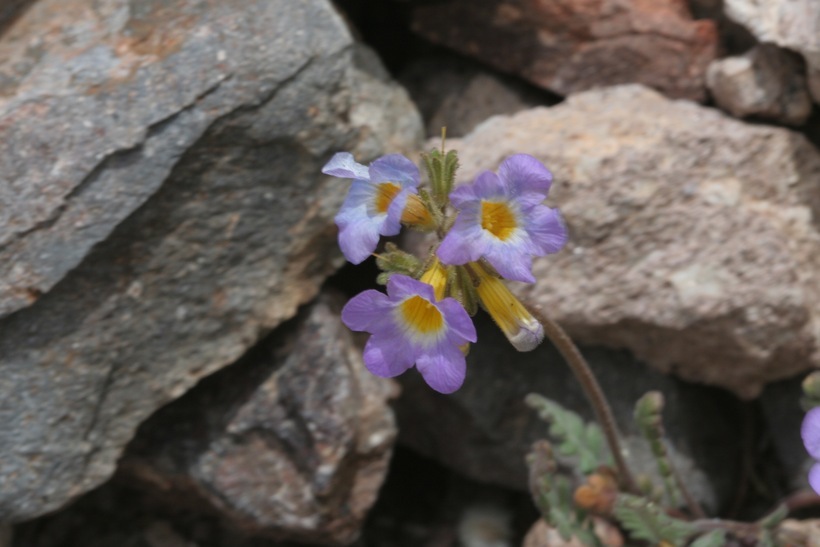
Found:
473,264 -> 543,351
480,201 -> 517,240
419,258 -> 448,301
401,193 -> 435,229
398,295 -> 444,334
375,182 -> 401,214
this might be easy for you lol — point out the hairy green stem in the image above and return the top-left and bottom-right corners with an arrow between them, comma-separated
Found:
532,308 -> 640,494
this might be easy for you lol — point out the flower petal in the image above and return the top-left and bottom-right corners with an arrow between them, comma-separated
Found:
387,274 -> 437,302
335,210 -> 381,264
525,206 -> 568,255
363,332 -> 415,378
438,298 -> 477,343
437,215 -> 487,266
485,243 -> 536,283
342,290 -> 393,332
498,153 -> 552,197
415,344 -> 467,394
322,152 -> 370,180
803,407 -> 820,460
383,187 -> 413,235
369,154 -> 420,188
337,179 -> 379,215
471,171 -> 506,200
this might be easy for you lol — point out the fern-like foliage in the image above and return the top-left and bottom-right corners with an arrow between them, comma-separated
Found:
613,494 -> 696,546
526,441 -> 603,546
525,393 -> 611,474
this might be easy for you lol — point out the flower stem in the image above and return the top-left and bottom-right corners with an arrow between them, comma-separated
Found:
532,308 -> 640,494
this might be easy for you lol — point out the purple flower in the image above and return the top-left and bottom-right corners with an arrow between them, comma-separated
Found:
437,154 -> 567,283
341,274 -> 477,394
802,407 -> 820,494
323,152 -> 421,264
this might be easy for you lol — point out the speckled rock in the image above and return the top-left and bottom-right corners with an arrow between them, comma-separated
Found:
446,85 -> 820,399
707,44 -> 813,125
724,0 -> 820,103
120,294 -> 397,545
410,0 -> 718,101
0,0 -> 422,522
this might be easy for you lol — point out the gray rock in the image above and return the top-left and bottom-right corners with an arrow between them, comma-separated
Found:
395,313 -> 740,512
120,294 -> 397,545
724,0 -> 820,104
707,44 -> 813,125
446,85 -> 820,399
0,0 -> 422,522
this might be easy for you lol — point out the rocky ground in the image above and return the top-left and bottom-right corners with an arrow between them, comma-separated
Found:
1,0 -> 820,545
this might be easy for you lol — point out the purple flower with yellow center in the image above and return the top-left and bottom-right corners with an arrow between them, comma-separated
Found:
802,406 -> 820,494
437,154 -> 567,283
323,152 -> 431,264
341,274 -> 476,394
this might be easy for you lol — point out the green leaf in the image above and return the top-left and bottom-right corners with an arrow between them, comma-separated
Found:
613,494 -> 695,546
525,393 -> 612,474
525,442 -> 603,547
688,530 -> 726,547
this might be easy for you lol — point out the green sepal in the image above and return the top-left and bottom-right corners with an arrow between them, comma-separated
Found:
374,242 -> 422,277
422,148 -> 459,207
453,266 -> 479,316
634,391 -> 680,507
375,272 -> 392,286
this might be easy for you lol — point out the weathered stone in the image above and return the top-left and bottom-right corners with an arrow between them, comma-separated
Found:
0,0 -> 422,522
410,0 -> 718,101
707,44 -> 813,125
724,0 -> 820,103
395,313 -> 741,511
446,85 -> 820,399
399,56 -> 555,138
120,294 -> 397,545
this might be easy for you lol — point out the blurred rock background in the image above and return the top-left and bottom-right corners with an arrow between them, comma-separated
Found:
1,0 -> 818,545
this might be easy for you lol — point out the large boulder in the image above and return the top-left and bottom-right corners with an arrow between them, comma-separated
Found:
0,0 -> 422,522
410,0 -> 718,101
446,85 -> 820,399
120,294 -> 397,545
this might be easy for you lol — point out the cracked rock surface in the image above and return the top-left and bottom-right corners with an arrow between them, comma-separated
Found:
447,85 -> 820,399
0,0 -> 421,521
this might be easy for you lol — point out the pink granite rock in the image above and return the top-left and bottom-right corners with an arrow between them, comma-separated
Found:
410,0 -> 718,101
446,85 -> 820,399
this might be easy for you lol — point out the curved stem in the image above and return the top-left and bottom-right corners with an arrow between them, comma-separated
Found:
531,308 -> 640,494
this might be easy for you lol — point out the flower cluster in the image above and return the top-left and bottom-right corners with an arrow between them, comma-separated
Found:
322,147 -> 567,393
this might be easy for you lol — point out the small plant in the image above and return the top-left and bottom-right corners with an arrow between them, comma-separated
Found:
322,139 -> 816,546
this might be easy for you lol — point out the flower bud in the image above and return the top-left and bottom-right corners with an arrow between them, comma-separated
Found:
473,263 -> 544,351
